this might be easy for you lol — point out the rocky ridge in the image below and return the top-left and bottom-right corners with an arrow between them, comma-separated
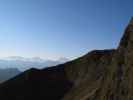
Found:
63,17 -> 133,100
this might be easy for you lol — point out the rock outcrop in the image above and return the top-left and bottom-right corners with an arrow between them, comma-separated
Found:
63,17 -> 133,100
0,18 -> 133,100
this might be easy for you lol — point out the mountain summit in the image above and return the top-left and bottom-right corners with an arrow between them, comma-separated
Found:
0,18 -> 133,100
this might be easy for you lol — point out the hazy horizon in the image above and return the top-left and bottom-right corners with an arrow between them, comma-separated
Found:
0,0 -> 133,60
0,56 -> 69,61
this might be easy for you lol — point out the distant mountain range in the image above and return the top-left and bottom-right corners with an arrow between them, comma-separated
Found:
0,56 -> 69,71
0,57 -> 68,83
0,68 -> 20,83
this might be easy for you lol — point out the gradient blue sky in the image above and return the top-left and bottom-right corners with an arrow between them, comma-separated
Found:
0,0 -> 133,60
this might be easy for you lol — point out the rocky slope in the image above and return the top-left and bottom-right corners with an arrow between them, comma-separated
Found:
0,18 -> 132,100
63,17 -> 133,100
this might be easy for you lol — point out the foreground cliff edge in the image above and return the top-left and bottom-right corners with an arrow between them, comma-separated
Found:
0,18 -> 133,100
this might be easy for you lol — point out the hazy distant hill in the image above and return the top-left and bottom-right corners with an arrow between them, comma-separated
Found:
0,18 -> 133,100
0,57 -> 69,71
0,68 -> 20,83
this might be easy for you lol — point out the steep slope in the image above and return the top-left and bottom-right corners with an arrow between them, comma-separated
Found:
0,18 -> 132,100
63,17 -> 133,100
63,49 -> 115,100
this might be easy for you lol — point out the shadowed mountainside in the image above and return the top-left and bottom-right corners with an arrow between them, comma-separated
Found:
0,18 -> 133,100
0,66 -> 73,100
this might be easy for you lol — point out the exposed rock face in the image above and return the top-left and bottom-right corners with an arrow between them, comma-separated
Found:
0,18 -> 132,100
63,49 -> 115,100
63,17 -> 133,100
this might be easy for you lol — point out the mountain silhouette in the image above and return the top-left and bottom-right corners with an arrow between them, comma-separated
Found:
0,18 -> 133,100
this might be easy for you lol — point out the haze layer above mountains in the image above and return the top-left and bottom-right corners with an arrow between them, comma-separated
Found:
0,57 -> 68,83
0,56 -> 69,71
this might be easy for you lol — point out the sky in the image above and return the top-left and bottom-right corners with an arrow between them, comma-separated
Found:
0,0 -> 133,60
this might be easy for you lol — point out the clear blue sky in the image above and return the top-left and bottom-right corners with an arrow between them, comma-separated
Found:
0,0 -> 132,60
